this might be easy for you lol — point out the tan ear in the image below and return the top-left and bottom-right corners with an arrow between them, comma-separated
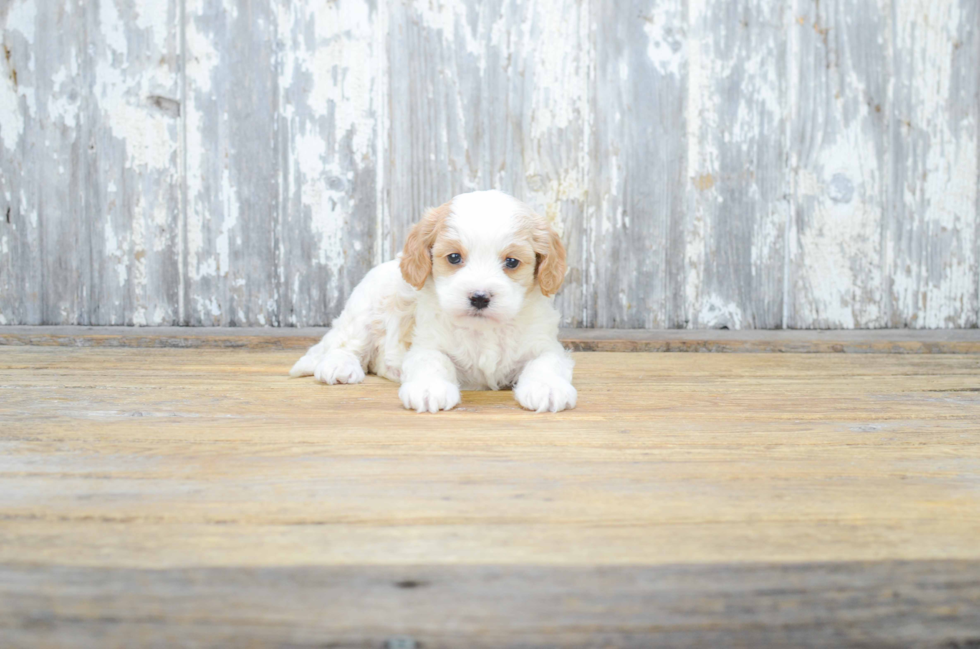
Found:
400,201 -> 451,289
533,217 -> 567,297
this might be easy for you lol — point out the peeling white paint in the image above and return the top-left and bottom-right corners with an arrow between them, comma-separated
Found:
296,130 -> 348,274
103,220 -> 129,289
684,0 -> 709,322
0,0 -> 35,152
0,68 -> 22,152
796,117 -> 885,327
152,304 -> 169,325
278,0 -> 378,288
6,0 -> 35,43
413,0 -> 483,59
2,0 -> 978,329
890,0 -> 978,327
700,294 -> 745,330
183,0 -> 221,285
99,0 -> 128,57
94,0 -> 176,172
213,166 -> 239,277
134,1 -> 169,34
303,1 -> 375,159
642,1 -> 686,77
526,0 -> 587,140
46,67 -> 80,126
192,295 -> 222,320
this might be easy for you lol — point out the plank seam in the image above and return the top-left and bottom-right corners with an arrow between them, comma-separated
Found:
976,0 -> 980,329
375,0 -> 390,268
582,0 -> 595,328
782,0 -> 798,330
178,0 -> 188,326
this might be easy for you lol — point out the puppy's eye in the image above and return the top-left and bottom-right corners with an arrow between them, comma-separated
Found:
504,257 -> 520,269
447,253 -> 463,265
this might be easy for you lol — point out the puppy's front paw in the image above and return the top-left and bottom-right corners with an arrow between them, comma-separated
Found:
399,380 -> 461,413
514,378 -> 577,413
313,351 -> 366,385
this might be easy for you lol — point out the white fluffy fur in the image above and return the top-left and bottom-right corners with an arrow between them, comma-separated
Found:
290,190 -> 576,413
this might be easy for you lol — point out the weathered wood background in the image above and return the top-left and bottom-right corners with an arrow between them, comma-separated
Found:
1,0 -> 977,328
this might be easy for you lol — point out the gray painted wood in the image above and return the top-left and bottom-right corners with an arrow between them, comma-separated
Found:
1,0 -> 978,328
685,0 -> 787,329
888,0 -> 979,328
786,0 -> 892,329
276,0 -> 380,327
183,0 -> 280,326
590,0 -> 687,329
1,0 -> 181,326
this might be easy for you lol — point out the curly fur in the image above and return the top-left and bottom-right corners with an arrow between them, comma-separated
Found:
290,190 -> 576,413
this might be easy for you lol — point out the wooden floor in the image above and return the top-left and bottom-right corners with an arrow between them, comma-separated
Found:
2,341 -> 980,647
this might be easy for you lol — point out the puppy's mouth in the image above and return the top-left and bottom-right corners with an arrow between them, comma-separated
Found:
460,307 -> 501,322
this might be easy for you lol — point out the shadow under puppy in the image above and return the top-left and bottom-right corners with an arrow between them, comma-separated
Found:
290,190 -> 576,413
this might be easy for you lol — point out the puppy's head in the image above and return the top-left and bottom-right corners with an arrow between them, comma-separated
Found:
400,190 -> 566,323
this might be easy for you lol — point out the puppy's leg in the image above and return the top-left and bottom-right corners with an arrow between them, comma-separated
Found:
398,348 -> 461,413
290,321 -> 369,384
514,351 -> 577,413
289,304 -> 371,385
289,338 -> 330,377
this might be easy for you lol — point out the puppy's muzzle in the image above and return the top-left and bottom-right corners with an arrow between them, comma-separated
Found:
469,291 -> 491,310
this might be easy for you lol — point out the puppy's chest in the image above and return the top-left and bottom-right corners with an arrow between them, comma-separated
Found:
448,330 -> 526,391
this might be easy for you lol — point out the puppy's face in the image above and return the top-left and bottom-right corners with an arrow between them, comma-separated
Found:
400,191 -> 566,324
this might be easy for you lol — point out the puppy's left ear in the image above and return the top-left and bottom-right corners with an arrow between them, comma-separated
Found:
400,201 -> 451,289
533,217 -> 567,297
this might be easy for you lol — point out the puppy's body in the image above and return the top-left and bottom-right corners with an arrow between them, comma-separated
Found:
290,190 -> 576,413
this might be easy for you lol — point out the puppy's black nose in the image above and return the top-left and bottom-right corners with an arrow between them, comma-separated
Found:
469,291 -> 491,310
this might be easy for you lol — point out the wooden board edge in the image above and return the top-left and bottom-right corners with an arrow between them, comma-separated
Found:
1,327 -> 979,353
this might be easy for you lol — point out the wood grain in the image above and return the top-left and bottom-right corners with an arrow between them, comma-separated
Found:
685,0 -> 787,329
182,0 -> 280,326
786,0 -> 890,328
0,325 -> 977,355
0,0 -> 182,326
590,0 -> 687,328
889,0 -> 979,328
2,562 -> 978,648
2,325 -> 980,353
2,1 -> 979,329
1,345 -> 979,645
276,0 -> 381,327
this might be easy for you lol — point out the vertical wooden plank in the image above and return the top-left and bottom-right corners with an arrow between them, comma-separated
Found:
0,0 -> 48,325
889,0 -> 979,328
85,0 -> 182,325
785,0 -> 891,329
1,0 -> 89,325
484,0 -> 591,326
183,0 -> 279,326
1,0 -> 180,326
684,0 -> 787,329
386,0 -> 591,326
0,0 -> 180,326
276,0 -> 379,327
591,0 -> 687,328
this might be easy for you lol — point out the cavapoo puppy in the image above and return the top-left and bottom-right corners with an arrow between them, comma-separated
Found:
290,190 -> 576,413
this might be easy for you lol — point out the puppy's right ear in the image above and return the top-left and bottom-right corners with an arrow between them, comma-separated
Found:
400,201 -> 451,289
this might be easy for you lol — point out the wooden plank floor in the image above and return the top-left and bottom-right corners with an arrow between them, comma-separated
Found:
2,344 -> 980,647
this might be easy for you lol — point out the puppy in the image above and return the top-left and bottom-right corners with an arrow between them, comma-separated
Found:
289,190 -> 576,413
